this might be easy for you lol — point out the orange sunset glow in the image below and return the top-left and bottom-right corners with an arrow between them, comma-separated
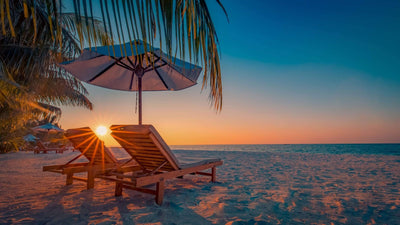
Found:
60,80 -> 400,146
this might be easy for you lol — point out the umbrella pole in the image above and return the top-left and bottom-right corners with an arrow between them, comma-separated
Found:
138,75 -> 142,125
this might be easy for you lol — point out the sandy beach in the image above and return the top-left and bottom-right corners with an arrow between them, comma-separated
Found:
1,150 -> 399,224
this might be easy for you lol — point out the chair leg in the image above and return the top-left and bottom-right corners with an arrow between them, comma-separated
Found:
211,167 -> 216,182
115,175 -> 123,196
66,173 -> 73,185
87,170 -> 95,189
156,179 -> 165,205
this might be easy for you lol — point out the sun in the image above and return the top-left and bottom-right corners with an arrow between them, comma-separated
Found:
95,125 -> 108,136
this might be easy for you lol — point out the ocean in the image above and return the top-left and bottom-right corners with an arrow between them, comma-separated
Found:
170,143 -> 400,155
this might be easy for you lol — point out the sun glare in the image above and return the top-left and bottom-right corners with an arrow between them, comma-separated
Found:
96,125 -> 108,136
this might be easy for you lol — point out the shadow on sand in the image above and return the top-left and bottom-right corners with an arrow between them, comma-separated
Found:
24,178 -> 216,225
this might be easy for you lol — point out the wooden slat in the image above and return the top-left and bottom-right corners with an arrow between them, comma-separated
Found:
124,153 -> 163,160
130,153 -> 165,159
72,176 -> 87,182
46,170 -> 63,174
115,134 -> 149,139
120,136 -> 152,141
120,144 -> 156,149
138,164 -> 173,171
124,143 -> 157,148
135,156 -> 167,162
138,162 -> 163,167
127,139 -> 154,144
43,162 -> 89,171
135,161 -> 169,168
61,163 -> 116,174
135,159 -> 170,166
195,171 -> 212,176
124,136 -> 151,140
120,137 -> 153,143
126,137 -> 153,142
134,162 -> 162,168
136,166 -> 175,171
135,161 -> 223,187
99,173 -> 132,179
136,163 -> 173,171
124,147 -> 161,152
116,165 -> 142,173
132,151 -> 163,156
134,152 -> 163,157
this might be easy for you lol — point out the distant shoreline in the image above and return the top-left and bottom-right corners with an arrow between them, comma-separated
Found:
108,143 -> 400,156
107,143 -> 400,148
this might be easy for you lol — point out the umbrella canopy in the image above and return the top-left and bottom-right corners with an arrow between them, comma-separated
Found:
60,40 -> 202,124
23,134 -> 39,142
32,123 -> 64,133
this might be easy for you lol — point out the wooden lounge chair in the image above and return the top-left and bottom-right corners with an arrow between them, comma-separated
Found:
34,141 -> 66,154
105,124 -> 223,205
43,127 -> 139,189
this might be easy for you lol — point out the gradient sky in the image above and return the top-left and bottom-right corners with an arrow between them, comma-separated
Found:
60,0 -> 400,145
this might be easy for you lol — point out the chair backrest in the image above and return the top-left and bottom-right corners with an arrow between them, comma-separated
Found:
36,141 -> 47,150
65,127 -> 118,165
110,125 -> 180,172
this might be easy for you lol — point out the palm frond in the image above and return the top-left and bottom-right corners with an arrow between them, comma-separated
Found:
70,0 -> 226,110
0,0 -> 112,152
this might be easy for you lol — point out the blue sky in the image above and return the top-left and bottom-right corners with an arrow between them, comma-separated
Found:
60,0 -> 400,144
214,0 -> 400,69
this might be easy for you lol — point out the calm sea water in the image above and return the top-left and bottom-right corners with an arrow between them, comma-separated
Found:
169,144 -> 400,156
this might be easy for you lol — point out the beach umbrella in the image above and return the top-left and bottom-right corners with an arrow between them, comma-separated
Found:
23,134 -> 39,142
60,40 -> 202,125
32,123 -> 64,133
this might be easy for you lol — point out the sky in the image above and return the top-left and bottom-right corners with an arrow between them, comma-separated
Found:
60,0 -> 400,145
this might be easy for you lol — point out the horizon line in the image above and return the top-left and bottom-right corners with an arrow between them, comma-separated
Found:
107,142 -> 400,147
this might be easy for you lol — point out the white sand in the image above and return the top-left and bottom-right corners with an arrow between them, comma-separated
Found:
1,150 -> 399,224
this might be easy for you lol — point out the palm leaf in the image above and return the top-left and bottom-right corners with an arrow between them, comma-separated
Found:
0,0 -> 111,152
70,0 -> 226,110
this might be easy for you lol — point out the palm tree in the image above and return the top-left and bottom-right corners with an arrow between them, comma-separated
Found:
0,0 -> 110,152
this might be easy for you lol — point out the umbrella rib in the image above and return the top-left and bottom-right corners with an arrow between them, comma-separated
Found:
85,53 -> 104,60
110,56 -> 134,70
158,56 -> 177,72
125,53 -> 148,68
126,56 -> 136,68
143,63 -> 167,73
129,71 -> 135,90
143,57 -> 161,70
126,56 -> 137,90
154,68 -> 169,90
116,61 -> 134,71
89,59 -> 121,82
157,55 -> 198,83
